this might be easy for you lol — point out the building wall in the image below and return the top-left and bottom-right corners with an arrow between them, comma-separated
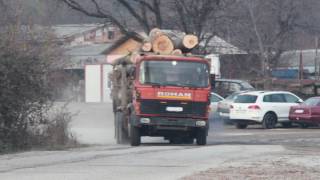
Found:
69,26 -> 123,46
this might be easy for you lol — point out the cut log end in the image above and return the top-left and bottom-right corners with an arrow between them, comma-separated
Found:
141,42 -> 152,52
172,49 -> 183,55
149,28 -> 162,38
183,34 -> 199,49
152,35 -> 174,54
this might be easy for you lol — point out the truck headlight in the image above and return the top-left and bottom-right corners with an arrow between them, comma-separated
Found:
196,121 -> 206,127
140,118 -> 151,124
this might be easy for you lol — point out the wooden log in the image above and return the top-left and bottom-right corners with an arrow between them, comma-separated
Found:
151,34 -> 174,54
149,28 -> 162,38
141,41 -> 152,52
171,49 -> 183,55
183,34 -> 199,49
130,52 -> 141,64
151,29 -> 199,52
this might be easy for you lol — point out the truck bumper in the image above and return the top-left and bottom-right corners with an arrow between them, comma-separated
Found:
133,116 -> 208,128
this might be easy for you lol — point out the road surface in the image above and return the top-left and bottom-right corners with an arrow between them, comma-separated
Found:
0,103 -> 320,180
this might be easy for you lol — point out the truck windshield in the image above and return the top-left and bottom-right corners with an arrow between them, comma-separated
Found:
139,60 -> 209,88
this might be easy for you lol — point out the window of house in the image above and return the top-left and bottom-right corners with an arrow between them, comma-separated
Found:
108,31 -> 115,39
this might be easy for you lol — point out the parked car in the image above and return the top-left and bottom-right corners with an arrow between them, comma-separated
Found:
289,97 -> 320,128
229,91 -> 303,129
210,92 -> 224,113
211,79 -> 255,98
217,91 -> 248,122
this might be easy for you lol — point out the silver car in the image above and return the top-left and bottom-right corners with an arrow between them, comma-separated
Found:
210,92 -> 224,112
217,91 -> 247,122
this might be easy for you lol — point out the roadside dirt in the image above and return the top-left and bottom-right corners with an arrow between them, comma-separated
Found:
182,159 -> 320,180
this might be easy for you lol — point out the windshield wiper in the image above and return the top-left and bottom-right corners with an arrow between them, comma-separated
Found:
163,82 -> 201,88
144,82 -> 163,86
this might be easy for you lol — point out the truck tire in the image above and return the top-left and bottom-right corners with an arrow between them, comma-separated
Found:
115,112 -> 129,144
196,129 -> 207,145
130,125 -> 141,146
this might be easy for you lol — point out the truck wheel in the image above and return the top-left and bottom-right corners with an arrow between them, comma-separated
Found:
115,112 -> 129,144
196,129 -> 207,145
262,113 -> 277,129
130,125 -> 141,146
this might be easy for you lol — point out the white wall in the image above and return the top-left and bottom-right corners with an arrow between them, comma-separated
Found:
85,65 -> 102,102
206,54 -> 221,78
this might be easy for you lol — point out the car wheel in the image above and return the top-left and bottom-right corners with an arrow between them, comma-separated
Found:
262,113 -> 277,129
281,122 -> 292,128
235,123 -> 248,129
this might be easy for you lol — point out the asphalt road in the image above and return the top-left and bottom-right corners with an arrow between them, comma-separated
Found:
0,103 -> 320,180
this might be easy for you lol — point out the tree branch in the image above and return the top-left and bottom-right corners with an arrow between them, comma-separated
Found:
117,0 -> 150,32
60,0 -> 130,35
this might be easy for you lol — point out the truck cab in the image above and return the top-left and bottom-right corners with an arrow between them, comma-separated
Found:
128,54 -> 211,145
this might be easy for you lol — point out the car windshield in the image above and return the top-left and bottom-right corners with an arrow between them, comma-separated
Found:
302,98 -> 320,106
139,60 -> 209,88
234,95 -> 258,103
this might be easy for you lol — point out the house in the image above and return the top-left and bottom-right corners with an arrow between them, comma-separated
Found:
51,24 -> 125,102
200,35 -> 247,55
279,49 -> 319,76
200,35 -> 261,80
52,23 -> 122,46
84,33 -> 145,102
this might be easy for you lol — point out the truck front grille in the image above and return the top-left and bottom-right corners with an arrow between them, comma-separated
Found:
140,99 -> 207,118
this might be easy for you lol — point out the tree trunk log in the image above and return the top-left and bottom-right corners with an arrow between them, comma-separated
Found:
183,34 -> 199,50
141,41 -> 152,52
171,49 -> 183,55
149,28 -> 199,54
151,34 -> 174,54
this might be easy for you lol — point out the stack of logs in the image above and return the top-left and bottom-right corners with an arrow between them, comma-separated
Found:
141,28 -> 199,55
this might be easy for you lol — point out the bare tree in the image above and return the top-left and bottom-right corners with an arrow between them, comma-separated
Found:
58,0 -> 228,42
229,0 -> 315,77
0,1 -> 67,152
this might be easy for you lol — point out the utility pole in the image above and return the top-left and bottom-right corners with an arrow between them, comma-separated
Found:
299,50 -> 303,80
315,36 -> 319,80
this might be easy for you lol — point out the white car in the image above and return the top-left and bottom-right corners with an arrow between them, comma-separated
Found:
230,91 -> 303,129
